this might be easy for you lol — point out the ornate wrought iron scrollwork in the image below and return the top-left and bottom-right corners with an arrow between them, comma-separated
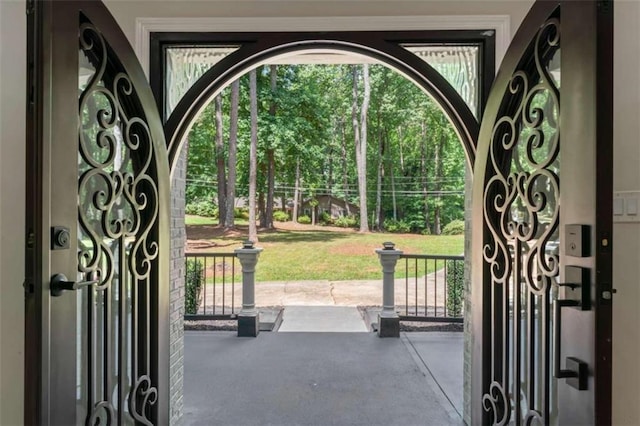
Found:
482,381 -> 510,426
482,15 -> 560,425
79,17 -> 159,425
129,376 -> 158,426
87,401 -> 115,426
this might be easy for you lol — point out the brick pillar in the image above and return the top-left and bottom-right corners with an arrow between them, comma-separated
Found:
463,162 -> 473,426
169,140 -> 187,425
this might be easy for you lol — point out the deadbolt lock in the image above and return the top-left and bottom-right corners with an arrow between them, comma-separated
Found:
51,226 -> 70,250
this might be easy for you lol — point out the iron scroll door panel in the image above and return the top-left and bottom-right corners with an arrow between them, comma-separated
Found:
25,1 -> 169,424
471,1 -> 612,425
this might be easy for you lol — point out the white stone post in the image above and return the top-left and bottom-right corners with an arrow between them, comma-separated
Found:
235,240 -> 263,337
375,242 -> 402,337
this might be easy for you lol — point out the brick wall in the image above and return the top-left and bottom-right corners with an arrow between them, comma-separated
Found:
169,141 -> 187,425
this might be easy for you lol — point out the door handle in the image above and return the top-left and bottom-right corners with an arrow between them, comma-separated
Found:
554,266 -> 590,390
50,272 -> 99,297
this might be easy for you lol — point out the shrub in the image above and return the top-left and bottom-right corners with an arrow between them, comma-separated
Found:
442,219 -> 465,235
234,207 -> 250,220
320,211 -> 333,225
273,210 -> 290,222
185,259 -> 204,315
185,200 -> 217,217
297,215 -> 311,224
404,213 -> 427,233
446,260 -> 465,317
334,215 -> 357,228
383,218 -> 411,233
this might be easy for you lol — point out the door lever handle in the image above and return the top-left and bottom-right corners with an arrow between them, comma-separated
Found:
50,272 -> 99,297
554,266 -> 590,390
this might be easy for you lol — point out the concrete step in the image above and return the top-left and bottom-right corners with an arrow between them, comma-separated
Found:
277,305 -> 369,332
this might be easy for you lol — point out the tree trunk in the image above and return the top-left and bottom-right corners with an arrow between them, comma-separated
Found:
375,127 -> 384,231
340,118 -> 350,216
327,139 -> 333,221
265,65 -> 277,229
352,64 -> 370,232
258,192 -> 266,228
249,69 -> 258,242
397,125 -> 405,176
224,80 -> 240,230
266,149 -> 275,228
214,94 -> 226,226
388,134 -> 397,221
421,121 -> 430,233
434,132 -> 445,235
292,157 -> 301,223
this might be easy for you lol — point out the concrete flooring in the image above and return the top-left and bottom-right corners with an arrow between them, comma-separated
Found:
184,331 -> 463,426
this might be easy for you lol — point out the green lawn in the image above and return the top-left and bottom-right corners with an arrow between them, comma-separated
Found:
185,215 -> 249,226
186,217 -> 464,282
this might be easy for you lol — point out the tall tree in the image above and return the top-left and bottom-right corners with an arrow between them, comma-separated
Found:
339,118 -> 350,216
292,157 -> 301,223
374,124 -> 384,231
214,94 -> 226,226
388,140 -> 397,221
420,121 -> 430,233
433,131 -> 445,235
265,65 -> 277,229
351,64 -> 371,232
224,80 -> 240,229
249,69 -> 258,242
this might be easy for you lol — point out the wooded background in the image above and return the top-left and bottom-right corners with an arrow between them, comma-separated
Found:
185,64 -> 467,237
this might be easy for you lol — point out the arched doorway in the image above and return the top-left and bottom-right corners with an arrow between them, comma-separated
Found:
151,30 -> 494,424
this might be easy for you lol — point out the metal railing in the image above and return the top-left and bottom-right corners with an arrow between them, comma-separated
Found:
184,252 -> 239,321
397,254 -> 465,323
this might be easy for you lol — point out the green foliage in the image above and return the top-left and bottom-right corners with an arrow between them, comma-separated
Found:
185,63 -> 468,232
383,218 -> 411,233
185,259 -> 204,315
404,212 -> 427,233
234,208 -> 250,220
273,210 -> 290,222
446,260 -> 465,317
442,219 -> 465,235
334,215 -> 357,228
297,215 -> 311,224
320,211 -> 333,225
185,200 -> 217,218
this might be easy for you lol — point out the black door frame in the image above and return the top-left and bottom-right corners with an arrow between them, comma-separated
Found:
148,30 -> 495,172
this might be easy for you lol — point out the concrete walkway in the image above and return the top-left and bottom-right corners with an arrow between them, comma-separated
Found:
199,274 -> 450,313
278,306 -> 368,332
184,331 -> 463,426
